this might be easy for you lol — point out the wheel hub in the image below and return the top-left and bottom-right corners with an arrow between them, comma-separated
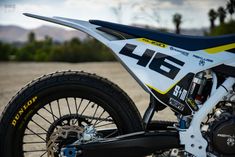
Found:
47,125 -> 83,157
46,114 -> 91,157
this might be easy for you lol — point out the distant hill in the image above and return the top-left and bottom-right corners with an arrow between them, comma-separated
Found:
179,28 -> 208,36
0,25 -> 88,43
132,24 -> 208,36
0,24 -> 209,43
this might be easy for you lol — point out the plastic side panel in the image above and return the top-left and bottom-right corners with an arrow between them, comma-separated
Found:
225,61 -> 235,67
107,38 -> 235,106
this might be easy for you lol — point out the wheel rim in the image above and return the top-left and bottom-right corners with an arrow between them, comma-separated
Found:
21,96 -> 120,157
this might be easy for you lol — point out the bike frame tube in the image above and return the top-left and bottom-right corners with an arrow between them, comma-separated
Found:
180,77 -> 235,157
210,72 -> 218,96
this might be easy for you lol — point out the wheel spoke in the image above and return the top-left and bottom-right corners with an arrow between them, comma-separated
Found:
40,151 -> 47,157
30,119 -> 48,132
23,141 -> 45,144
25,132 -> 46,136
36,112 -> 52,125
80,101 -> 91,115
66,98 -> 72,115
24,149 -> 47,152
77,98 -> 83,114
74,114 -> 113,122
93,109 -> 105,126
48,103 -> 56,122
26,127 -> 46,142
90,104 -> 99,123
43,107 -> 59,120
104,129 -> 118,138
57,100 -> 62,118
74,98 -> 78,115
94,115 -> 111,126
95,122 -> 115,128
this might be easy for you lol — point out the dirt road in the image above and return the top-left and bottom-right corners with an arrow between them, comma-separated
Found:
0,62 -> 176,120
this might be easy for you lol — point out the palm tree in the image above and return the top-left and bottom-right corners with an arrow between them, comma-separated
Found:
226,0 -> 235,20
217,7 -> 227,24
28,32 -> 35,43
208,9 -> 217,29
173,13 -> 182,34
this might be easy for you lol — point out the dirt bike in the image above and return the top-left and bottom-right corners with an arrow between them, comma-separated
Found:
0,13 -> 235,157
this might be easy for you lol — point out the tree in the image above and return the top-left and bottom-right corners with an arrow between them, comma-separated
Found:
173,13 -> 182,34
226,0 -> 235,20
28,31 -> 36,43
44,35 -> 52,46
217,7 -> 227,24
208,9 -> 217,30
208,20 -> 235,36
0,42 -> 14,61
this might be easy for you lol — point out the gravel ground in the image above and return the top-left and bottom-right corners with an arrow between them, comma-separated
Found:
0,62 -> 176,120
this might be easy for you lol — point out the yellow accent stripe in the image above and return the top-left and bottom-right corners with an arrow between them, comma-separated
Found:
137,38 -> 168,48
204,43 -> 235,54
146,83 -> 177,95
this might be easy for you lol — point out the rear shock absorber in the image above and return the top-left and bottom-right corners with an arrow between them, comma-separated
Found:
186,71 -> 207,111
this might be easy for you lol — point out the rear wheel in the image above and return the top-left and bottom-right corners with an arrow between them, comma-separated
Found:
0,71 -> 143,157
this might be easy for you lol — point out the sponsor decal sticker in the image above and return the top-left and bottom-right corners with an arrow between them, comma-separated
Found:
193,54 -> 213,66
11,96 -> 38,127
170,46 -> 189,56
173,85 -> 188,101
169,97 -> 185,111
137,38 -> 167,48
120,43 -> 185,80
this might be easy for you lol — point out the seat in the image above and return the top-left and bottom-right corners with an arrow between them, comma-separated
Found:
89,20 -> 235,51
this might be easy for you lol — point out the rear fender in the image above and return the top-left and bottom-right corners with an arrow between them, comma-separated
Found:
24,13 -> 111,46
24,13 -> 149,92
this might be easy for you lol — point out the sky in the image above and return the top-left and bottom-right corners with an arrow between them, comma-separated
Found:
0,0 -> 227,29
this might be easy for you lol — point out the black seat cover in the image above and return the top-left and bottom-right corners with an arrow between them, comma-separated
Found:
89,20 -> 235,51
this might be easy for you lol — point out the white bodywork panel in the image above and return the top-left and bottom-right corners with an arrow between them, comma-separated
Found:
109,39 -> 235,92
24,13 -> 235,96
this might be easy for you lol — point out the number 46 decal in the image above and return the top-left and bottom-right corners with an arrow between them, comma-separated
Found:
119,44 -> 185,80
